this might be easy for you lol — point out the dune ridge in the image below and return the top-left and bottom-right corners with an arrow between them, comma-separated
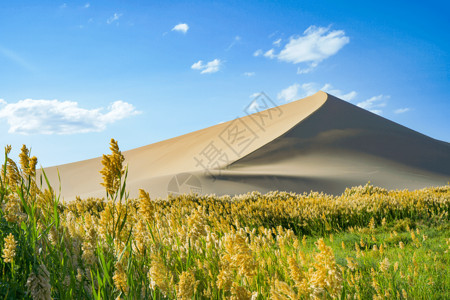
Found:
42,91 -> 450,200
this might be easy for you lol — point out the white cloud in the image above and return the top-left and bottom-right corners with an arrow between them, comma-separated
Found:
268,31 -> 279,38
357,95 -> 388,115
298,83 -> 319,97
107,13 -> 122,24
249,92 -> 261,99
172,23 -> 189,34
321,84 -> 357,102
84,3 -> 90,8
191,59 -> 221,74
60,3 -> 67,9
243,72 -> 255,77
0,99 -> 140,135
253,49 -> 263,57
277,83 -> 300,102
273,38 -> 282,47
0,46 -> 35,71
278,26 -> 349,64
278,82 -> 388,115
226,36 -> 241,50
295,82 -> 357,101
247,100 -> 260,113
191,61 -> 204,70
394,108 -> 410,114
296,63 -> 317,74
256,26 -> 349,73
264,49 -> 276,59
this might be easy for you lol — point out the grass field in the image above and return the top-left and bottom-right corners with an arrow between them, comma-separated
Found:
1,140 -> 449,299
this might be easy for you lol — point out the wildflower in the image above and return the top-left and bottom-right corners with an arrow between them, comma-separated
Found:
2,233 -> 17,263
26,264 -> 52,300
177,270 -> 198,300
399,241 -> 405,249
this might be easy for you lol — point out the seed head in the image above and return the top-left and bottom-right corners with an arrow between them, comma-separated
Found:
113,262 -> 128,295
2,233 -> 17,263
26,264 -> 52,300
176,270 -> 198,300
100,139 -> 125,197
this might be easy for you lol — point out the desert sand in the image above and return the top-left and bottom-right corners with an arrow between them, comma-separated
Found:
42,91 -> 450,200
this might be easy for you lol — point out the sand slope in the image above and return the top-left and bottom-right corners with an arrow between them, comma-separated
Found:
42,92 -> 450,200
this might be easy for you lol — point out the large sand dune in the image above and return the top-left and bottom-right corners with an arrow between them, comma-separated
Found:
43,91 -> 450,200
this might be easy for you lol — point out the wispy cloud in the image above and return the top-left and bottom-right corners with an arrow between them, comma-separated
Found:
257,25 -> 349,73
253,49 -> 263,57
277,82 -> 388,115
357,95 -> 388,115
191,59 -> 222,74
243,72 -> 255,77
321,84 -> 357,102
226,36 -> 241,50
0,99 -> 140,135
264,49 -> 276,59
84,3 -> 90,8
294,82 -> 357,102
60,3 -> 67,9
296,63 -> 318,74
277,83 -> 300,102
107,13 -> 122,25
394,108 -> 410,114
172,23 -> 189,34
0,46 -> 35,71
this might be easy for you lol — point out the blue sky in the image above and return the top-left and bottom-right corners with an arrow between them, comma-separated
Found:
0,0 -> 449,167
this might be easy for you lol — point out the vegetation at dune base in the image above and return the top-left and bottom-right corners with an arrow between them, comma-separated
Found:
0,140 -> 449,299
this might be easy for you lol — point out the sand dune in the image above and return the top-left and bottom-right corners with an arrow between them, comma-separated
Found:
42,91 -> 450,200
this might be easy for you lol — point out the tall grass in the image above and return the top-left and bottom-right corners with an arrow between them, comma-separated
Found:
0,140 -> 449,299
